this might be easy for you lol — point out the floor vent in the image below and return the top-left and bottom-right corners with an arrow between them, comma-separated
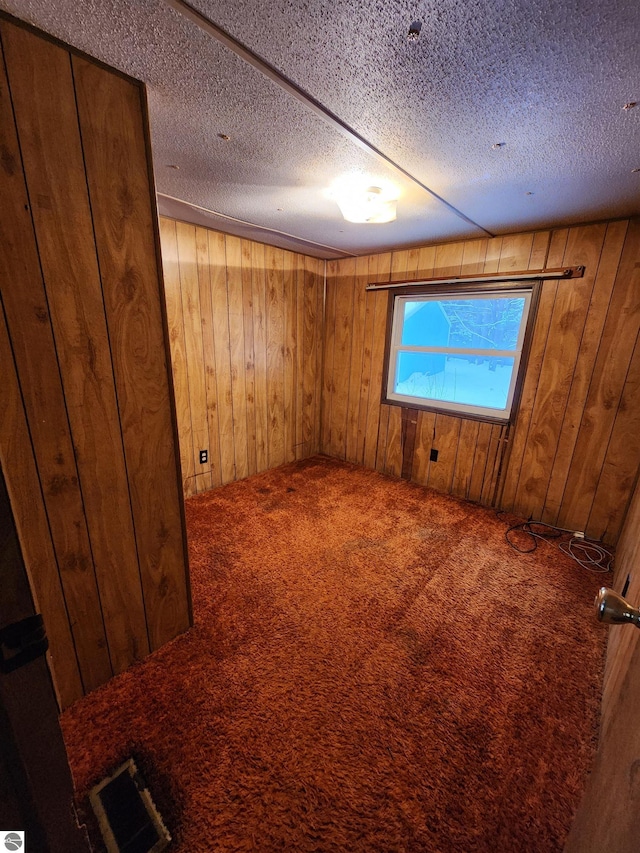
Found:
89,758 -> 171,853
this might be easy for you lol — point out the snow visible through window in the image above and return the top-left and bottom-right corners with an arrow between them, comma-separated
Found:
386,290 -> 532,420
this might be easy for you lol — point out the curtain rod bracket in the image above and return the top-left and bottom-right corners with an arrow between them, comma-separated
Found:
365,265 -> 586,291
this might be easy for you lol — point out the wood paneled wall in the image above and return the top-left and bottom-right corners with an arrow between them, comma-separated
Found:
322,220 -> 640,545
160,218 -> 324,496
564,476 -> 640,852
0,18 -> 190,709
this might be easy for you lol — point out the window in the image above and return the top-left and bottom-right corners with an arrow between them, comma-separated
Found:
384,286 -> 536,422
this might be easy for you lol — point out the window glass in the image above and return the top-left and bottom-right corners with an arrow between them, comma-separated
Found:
386,288 -> 533,421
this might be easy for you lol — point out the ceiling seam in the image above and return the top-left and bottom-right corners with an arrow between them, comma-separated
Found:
158,193 -> 357,258
166,0 -> 495,238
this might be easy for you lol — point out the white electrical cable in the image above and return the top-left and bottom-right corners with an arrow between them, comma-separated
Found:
500,516 -> 613,574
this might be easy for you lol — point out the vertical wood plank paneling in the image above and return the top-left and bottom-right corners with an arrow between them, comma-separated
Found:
313,256 -> 324,455
529,230 -> 551,270
356,279 -> 377,465
242,240 -> 257,476
302,255 -> 317,458
427,415 -> 461,493
461,239 -> 488,275
6,25 -> 150,675
373,252 -> 396,473
0,28 -> 112,692
451,419 -> 480,500
346,256 -> 368,463
375,406 -> 391,473
209,231 -> 235,484
384,407 -> 403,478
434,242 -> 465,276
600,479 -> 640,738
557,219 -> 640,538
176,222 -> 209,493
283,251 -> 296,463
252,241 -> 269,472
481,425 -> 505,507
295,259 -> 305,460
1,20 -> 190,705
498,229 -> 567,510
412,411 -> 436,486
196,225 -> 221,488
497,233 -> 535,272
328,258 -> 356,459
383,248 -> 423,476
467,423 -> 493,503
587,334 -> 640,542
226,236 -> 248,480
416,245 -> 436,278
363,254 -> 391,470
266,245 -> 285,468
542,221 -> 628,523
483,237 -> 503,273
0,303 -> 83,707
164,223 -> 323,488
512,224 -> 606,520
73,55 -> 191,649
161,218 -> 195,495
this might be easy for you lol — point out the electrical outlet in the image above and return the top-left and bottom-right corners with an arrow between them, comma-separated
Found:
430,448 -> 438,462
199,449 -> 208,464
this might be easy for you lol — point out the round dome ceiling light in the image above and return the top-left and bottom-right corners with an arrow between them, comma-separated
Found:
330,180 -> 399,224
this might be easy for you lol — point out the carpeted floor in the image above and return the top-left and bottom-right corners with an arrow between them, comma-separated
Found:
61,455 -> 607,852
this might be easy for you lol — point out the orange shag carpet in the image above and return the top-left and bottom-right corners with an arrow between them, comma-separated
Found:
61,456 -> 607,852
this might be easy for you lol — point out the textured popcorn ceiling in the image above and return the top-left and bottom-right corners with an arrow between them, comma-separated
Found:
1,0 -> 638,257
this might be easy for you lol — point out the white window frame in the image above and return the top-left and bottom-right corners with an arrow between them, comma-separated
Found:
385,287 -> 534,422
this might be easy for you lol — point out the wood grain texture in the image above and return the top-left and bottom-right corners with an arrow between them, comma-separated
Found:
253,242 -> 269,472
208,230 -> 236,485
243,240 -> 258,474
565,478 -> 640,852
0,19 -> 190,704
322,220 -> 640,543
266,246 -> 286,469
557,219 -> 640,541
541,221 -> 628,525
74,57 -> 191,650
0,26 -> 112,694
0,303 -> 83,708
160,218 -> 195,494
176,222 -> 209,489
226,236 -> 249,480
512,224 -> 605,521
196,226 -> 221,487
161,219 -> 324,494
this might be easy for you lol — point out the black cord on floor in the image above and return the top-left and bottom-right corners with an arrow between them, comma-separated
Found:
496,514 -> 613,573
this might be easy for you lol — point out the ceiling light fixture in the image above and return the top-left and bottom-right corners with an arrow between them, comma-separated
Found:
330,181 -> 399,224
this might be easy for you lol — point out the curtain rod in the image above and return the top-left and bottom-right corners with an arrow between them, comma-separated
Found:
364,266 -> 585,291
